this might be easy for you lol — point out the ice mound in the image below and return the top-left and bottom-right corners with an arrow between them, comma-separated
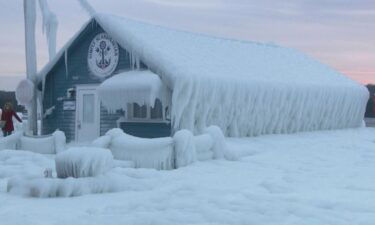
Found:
55,147 -> 114,178
204,126 -> 226,159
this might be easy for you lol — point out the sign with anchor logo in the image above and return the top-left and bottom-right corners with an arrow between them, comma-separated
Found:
88,33 -> 119,78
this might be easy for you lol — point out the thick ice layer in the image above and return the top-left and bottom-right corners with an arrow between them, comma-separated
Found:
173,130 -> 197,168
0,132 -> 22,150
55,147 -> 114,178
19,135 -> 55,154
110,131 -> 174,170
52,130 -> 66,154
95,14 -> 368,137
204,126 -> 225,159
98,70 -> 171,111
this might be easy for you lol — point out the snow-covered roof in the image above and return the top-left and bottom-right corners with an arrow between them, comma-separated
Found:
39,14 -> 368,137
98,70 -> 171,111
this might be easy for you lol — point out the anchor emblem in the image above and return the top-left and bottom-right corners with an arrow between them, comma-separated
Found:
96,40 -> 112,69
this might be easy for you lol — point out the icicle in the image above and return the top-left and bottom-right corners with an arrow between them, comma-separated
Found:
77,0 -> 96,16
38,0 -> 58,60
64,49 -> 69,78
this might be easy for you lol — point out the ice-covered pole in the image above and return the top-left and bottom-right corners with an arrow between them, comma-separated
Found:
23,0 -> 38,135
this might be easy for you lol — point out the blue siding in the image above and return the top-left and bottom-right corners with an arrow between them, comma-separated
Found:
42,19 -> 171,141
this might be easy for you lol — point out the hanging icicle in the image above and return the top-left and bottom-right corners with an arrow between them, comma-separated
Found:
64,49 -> 69,78
77,0 -> 96,16
38,0 -> 58,60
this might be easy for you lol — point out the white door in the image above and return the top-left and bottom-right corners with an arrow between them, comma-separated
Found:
76,86 -> 100,142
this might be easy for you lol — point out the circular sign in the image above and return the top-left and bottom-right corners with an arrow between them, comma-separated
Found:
88,33 -> 119,78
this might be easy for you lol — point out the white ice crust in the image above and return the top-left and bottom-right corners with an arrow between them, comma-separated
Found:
95,14 -> 368,137
55,147 -> 114,178
98,70 -> 171,111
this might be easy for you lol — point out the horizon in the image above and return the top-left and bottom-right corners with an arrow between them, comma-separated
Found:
0,0 -> 374,91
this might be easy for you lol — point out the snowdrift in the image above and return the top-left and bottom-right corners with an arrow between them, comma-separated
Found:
94,14 -> 368,137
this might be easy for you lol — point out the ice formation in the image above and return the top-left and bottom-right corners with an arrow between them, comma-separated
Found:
0,132 -> 22,150
204,126 -> 226,159
55,147 -> 114,178
38,0 -> 58,60
173,130 -> 197,168
98,70 -> 171,111
110,131 -> 174,170
19,135 -> 55,154
77,0 -> 96,16
7,174 -> 129,198
15,79 -> 35,106
93,14 -> 368,137
52,130 -> 66,154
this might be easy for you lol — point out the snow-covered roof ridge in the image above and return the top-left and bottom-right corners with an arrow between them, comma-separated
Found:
94,13 -> 359,87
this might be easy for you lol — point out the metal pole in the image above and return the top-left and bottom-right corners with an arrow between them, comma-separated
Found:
23,0 -> 38,135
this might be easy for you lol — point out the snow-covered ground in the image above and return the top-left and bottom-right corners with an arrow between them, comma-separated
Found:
1,128 -> 375,225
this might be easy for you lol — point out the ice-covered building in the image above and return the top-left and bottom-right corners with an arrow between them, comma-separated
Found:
38,14 -> 368,142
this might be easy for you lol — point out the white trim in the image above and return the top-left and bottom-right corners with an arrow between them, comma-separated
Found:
75,84 -> 100,142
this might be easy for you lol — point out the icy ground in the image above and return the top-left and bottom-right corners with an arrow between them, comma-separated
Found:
1,128 -> 375,225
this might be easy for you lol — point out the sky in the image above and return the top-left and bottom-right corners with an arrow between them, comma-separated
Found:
0,0 -> 374,91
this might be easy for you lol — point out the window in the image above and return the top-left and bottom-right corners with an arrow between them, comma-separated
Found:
127,99 -> 165,121
133,103 -> 147,119
150,99 -> 163,119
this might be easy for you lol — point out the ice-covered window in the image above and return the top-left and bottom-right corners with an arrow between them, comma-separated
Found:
150,99 -> 163,119
127,99 -> 164,121
133,103 -> 147,119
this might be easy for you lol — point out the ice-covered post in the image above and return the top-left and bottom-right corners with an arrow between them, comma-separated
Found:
23,0 -> 38,135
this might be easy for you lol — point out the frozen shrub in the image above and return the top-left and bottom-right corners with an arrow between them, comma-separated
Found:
55,147 -> 114,178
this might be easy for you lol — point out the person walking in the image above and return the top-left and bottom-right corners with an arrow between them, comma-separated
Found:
1,103 -> 22,137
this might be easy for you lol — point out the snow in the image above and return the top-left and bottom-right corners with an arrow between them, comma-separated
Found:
94,14 -> 368,137
15,79 -> 34,106
173,129 -> 197,168
1,128 -> 375,224
98,70 -> 171,111
55,147 -> 114,178
38,0 -> 58,60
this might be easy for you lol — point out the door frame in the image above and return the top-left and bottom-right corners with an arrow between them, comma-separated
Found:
75,84 -> 100,142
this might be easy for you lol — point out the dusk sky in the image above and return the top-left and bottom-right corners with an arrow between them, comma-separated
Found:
0,0 -> 374,91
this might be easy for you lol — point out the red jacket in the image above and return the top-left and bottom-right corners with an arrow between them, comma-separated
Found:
1,110 -> 22,132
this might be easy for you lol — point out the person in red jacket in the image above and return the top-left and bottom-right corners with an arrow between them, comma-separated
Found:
1,103 -> 22,137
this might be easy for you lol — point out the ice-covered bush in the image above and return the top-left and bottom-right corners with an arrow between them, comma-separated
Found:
173,129 -> 197,168
110,131 -> 174,170
92,135 -> 112,149
19,135 -> 55,154
0,132 -> 22,150
7,174 -> 130,198
55,147 -> 114,178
